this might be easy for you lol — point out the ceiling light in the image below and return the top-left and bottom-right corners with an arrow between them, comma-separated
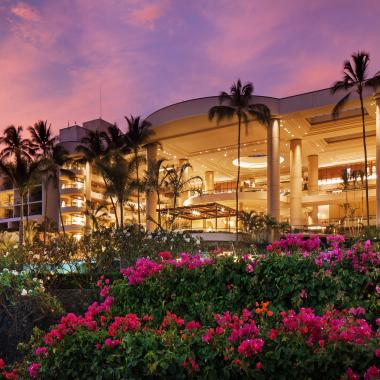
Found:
232,155 -> 284,169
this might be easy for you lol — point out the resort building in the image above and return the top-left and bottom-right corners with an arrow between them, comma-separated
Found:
145,86 -> 380,233
0,86 -> 380,238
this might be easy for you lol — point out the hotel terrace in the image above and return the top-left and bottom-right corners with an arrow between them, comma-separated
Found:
0,86 -> 380,239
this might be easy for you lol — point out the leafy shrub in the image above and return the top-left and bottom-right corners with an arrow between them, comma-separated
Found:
1,235 -> 379,378
0,269 -> 62,362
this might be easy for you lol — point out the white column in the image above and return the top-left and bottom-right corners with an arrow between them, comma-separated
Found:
146,144 -> 158,231
204,171 -> 214,192
376,94 -> 380,227
290,139 -> 303,229
267,118 -> 280,221
307,155 -> 319,225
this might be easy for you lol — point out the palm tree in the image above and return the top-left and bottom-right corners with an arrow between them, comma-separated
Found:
96,154 -> 141,228
39,144 -> 74,239
209,79 -> 271,240
84,200 -> 109,232
0,154 -> 42,251
103,123 -> 127,154
332,52 -> 380,226
0,125 -> 34,159
145,158 -> 167,228
28,120 -> 58,243
124,116 -> 154,225
28,120 -> 57,156
76,130 -> 119,227
163,162 -> 202,229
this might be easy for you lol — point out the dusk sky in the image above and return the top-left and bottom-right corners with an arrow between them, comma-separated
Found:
0,0 -> 379,134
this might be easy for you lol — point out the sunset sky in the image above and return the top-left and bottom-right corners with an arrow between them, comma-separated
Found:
0,0 -> 379,133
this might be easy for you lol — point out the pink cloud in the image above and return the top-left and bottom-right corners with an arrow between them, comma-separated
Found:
128,1 -> 169,30
10,2 -> 40,22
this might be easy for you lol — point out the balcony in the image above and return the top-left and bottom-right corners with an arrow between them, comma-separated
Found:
60,183 -> 85,195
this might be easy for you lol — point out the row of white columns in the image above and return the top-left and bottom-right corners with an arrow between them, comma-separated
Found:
145,94 -> 380,231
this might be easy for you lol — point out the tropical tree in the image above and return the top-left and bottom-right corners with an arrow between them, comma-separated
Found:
0,125 -> 34,160
209,79 -> 271,240
96,154 -> 141,228
332,52 -> 380,226
0,154 -> 42,251
124,116 -> 154,225
28,120 -> 57,156
76,130 -> 119,226
39,144 -> 74,239
84,200 -> 109,232
28,120 -> 59,243
145,158 -> 168,228
163,162 -> 202,229
103,123 -> 127,154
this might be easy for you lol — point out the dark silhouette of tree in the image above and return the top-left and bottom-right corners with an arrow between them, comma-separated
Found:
209,79 -> 271,240
332,52 -> 380,226
124,116 -> 154,225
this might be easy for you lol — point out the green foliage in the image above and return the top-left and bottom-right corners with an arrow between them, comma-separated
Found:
111,253 -> 379,324
0,269 -> 62,362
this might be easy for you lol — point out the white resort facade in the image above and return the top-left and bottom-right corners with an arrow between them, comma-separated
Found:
1,86 -> 380,238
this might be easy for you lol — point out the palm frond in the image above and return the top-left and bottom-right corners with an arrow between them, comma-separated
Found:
248,104 -> 271,127
332,92 -> 351,119
208,105 -> 235,123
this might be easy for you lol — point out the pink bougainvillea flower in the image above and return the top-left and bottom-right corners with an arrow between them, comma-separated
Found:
28,363 -> 41,379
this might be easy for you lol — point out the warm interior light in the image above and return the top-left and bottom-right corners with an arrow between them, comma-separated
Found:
232,155 -> 284,168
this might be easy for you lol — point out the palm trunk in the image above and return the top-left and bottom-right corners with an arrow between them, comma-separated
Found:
359,91 -> 370,227
18,192 -> 24,254
120,196 -> 124,228
235,114 -> 241,242
43,180 -> 48,244
157,191 -> 161,227
172,193 -> 177,231
101,172 -> 119,228
59,204 -> 66,236
135,149 -> 141,225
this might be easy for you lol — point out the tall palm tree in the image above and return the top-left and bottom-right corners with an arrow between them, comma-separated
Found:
103,124 -> 127,154
163,162 -> 202,229
28,120 -> 58,243
84,200 -> 109,232
124,115 -> 154,225
96,154 -> 141,228
145,158 -> 167,228
209,79 -> 271,240
28,120 -> 57,156
332,52 -> 380,226
39,144 -> 74,239
0,154 -> 42,251
76,130 -> 119,227
0,125 -> 34,160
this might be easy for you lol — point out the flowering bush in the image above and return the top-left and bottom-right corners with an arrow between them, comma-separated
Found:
1,235 -> 379,378
0,269 -> 62,362
1,296 -> 378,379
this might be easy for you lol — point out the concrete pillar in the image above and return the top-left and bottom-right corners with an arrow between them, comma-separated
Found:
178,158 -> 189,206
307,155 -> 319,225
84,162 -> 92,233
267,118 -> 280,222
204,171 -> 214,192
290,139 -> 303,229
376,94 -> 380,227
146,144 -> 158,231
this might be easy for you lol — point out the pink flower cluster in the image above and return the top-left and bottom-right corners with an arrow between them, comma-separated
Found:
120,252 -> 214,285
315,240 -> 380,272
278,308 -> 374,347
267,233 -> 321,254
